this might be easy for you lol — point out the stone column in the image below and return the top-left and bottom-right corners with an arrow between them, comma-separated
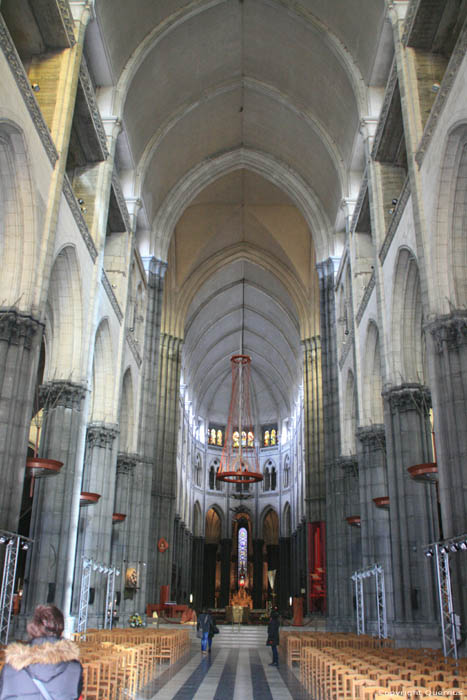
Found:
383,384 -> 439,644
79,422 -> 119,626
426,312 -> 467,633
135,258 -> 166,606
191,536 -> 204,611
356,425 -> 394,629
278,537 -> 291,611
317,258 -> 341,625
0,311 -> 43,532
203,543 -> 217,608
111,453 -> 137,616
123,458 -> 150,616
327,456 -> 360,630
172,516 -> 181,598
25,381 -> 87,613
219,538 -> 232,607
146,333 -> 182,602
303,337 -> 324,522
182,531 -> 193,604
253,539 -> 264,608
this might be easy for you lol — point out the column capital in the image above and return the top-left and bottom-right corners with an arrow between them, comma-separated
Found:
425,311 -> 467,353
337,455 -> 358,475
86,422 -> 119,448
382,383 -> 431,414
356,424 -> 386,449
116,452 -> 138,475
40,381 -> 87,410
143,257 -> 168,283
0,310 -> 43,349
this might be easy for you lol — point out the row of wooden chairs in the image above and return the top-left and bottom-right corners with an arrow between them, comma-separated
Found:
299,644 -> 466,699
280,632 -> 394,668
74,628 -> 190,699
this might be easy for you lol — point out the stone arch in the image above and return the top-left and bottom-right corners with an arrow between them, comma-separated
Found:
0,121 -> 37,308
151,148 -> 331,266
119,367 -> 134,453
193,500 -> 203,537
90,318 -> 115,422
282,501 -> 292,537
263,458 -> 277,491
208,457 -> 222,491
391,247 -> 424,385
434,122 -> 467,312
43,245 -> 83,381
361,320 -> 383,425
283,453 -> 291,488
342,369 -> 357,454
261,507 -> 279,545
205,505 -> 223,543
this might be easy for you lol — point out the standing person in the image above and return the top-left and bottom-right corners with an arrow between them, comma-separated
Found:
0,604 -> 83,699
197,608 -> 214,655
266,609 -> 280,667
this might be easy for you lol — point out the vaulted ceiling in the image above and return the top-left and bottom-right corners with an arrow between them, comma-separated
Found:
85,0 -> 392,425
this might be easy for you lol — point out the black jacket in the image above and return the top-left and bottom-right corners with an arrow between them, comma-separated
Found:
267,615 -> 280,645
0,636 -> 83,700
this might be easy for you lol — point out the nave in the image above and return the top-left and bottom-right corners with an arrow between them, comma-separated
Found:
135,644 -> 308,700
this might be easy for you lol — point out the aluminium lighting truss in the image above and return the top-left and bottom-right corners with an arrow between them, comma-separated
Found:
0,530 -> 33,644
424,533 -> 466,660
351,563 -> 387,639
77,557 -> 120,636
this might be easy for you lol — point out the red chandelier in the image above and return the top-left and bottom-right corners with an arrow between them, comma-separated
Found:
216,354 -> 263,484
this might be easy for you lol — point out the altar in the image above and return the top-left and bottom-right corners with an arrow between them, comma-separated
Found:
230,587 -> 253,609
225,587 -> 253,623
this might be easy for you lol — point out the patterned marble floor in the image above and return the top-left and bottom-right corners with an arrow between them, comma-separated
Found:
135,643 -> 311,699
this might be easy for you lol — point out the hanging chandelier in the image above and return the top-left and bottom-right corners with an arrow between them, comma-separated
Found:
216,354 -> 263,484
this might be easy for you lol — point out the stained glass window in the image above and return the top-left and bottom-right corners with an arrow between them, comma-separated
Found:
232,430 -> 240,448
262,424 -> 278,447
238,527 -> 248,583
247,431 -> 254,447
208,424 -> 224,446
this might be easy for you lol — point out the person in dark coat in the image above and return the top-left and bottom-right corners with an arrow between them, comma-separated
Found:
266,609 -> 280,666
197,609 -> 214,655
0,604 -> 83,699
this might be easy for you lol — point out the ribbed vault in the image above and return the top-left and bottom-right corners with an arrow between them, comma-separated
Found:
85,0 -> 391,427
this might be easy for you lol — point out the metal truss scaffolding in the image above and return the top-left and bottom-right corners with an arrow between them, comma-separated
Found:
77,557 -> 120,636
105,567 -> 117,630
0,530 -> 33,645
351,563 -> 387,639
424,533 -> 466,660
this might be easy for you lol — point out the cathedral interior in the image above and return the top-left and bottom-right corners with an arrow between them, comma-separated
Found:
0,0 -> 466,654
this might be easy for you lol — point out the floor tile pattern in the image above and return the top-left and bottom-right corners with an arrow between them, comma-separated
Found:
136,643 -> 312,699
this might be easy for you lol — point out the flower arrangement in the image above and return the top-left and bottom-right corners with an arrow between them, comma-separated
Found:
129,613 -> 144,628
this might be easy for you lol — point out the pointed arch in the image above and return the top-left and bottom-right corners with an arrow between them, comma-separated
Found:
261,507 -> 279,545
43,245 -> 83,381
391,247 -> 424,384
342,369 -> 357,454
0,121 -> 37,308
193,500 -> 203,537
152,148 -> 331,267
434,122 -> 467,312
90,318 -> 115,421
119,367 -> 135,453
205,505 -> 223,543
361,320 -> 383,425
